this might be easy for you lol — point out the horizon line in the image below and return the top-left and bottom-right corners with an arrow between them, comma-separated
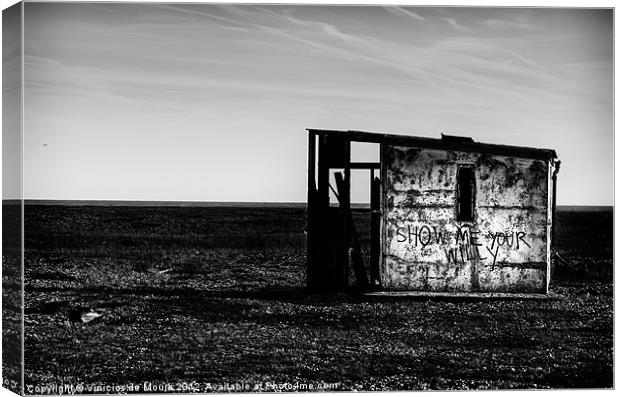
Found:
1,199 -> 614,210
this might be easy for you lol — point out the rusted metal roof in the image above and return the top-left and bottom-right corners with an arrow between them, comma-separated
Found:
307,128 -> 558,161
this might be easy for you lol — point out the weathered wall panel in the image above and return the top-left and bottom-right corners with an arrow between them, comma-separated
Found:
382,145 -> 551,292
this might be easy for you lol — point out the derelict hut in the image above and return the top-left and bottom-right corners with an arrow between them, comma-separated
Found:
306,129 -> 560,294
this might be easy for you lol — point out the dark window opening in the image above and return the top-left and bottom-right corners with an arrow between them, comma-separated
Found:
457,167 -> 476,222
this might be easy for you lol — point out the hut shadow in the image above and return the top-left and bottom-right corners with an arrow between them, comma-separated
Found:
213,286 -> 371,306
213,287 -> 561,303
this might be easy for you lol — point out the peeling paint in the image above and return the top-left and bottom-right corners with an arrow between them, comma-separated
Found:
382,145 -> 552,293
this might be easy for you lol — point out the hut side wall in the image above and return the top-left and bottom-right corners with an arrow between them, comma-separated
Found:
382,145 -> 551,292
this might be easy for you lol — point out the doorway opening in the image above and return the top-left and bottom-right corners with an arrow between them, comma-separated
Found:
307,131 -> 382,291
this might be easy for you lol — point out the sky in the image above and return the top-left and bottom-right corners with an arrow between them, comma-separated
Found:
12,2 -> 614,204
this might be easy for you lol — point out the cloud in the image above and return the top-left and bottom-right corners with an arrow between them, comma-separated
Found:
483,19 -> 535,30
384,6 -> 425,22
508,51 -> 549,72
148,3 -> 241,25
441,17 -> 466,30
264,7 -> 372,46
194,5 -> 571,106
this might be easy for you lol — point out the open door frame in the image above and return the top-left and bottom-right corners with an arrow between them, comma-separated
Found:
306,129 -> 382,291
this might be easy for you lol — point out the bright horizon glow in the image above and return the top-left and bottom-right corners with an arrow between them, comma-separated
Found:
15,3 -> 613,205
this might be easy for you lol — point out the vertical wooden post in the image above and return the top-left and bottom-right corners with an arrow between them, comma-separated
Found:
307,132 -> 316,202
551,160 -> 560,252
343,139 -> 351,208
550,159 -> 560,290
370,175 -> 381,287
317,134 -> 330,210
342,139 -> 351,288
379,140 -> 387,288
306,131 -> 316,289
316,133 -> 330,290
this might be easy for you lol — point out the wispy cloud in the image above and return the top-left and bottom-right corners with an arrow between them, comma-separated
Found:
508,51 -> 549,72
160,5 -> 435,85
483,18 -> 535,30
148,3 -> 240,25
261,6 -> 373,46
441,17 -> 466,30
384,6 -> 425,22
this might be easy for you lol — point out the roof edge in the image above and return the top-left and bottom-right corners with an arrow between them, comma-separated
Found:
307,128 -> 558,161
